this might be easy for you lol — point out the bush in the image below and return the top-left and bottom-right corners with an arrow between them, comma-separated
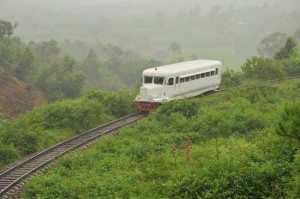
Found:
42,98 -> 110,133
275,102 -> 300,141
221,68 -> 243,88
241,57 -> 286,80
0,144 -> 19,167
291,152 -> 300,198
83,90 -> 135,117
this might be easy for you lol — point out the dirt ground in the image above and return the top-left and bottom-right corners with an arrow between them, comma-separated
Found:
0,70 -> 44,118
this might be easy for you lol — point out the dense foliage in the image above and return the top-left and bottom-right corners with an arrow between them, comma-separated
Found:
221,37 -> 300,88
0,21 -> 85,102
0,20 -> 162,102
22,80 -> 300,198
79,46 -> 162,91
0,90 -> 135,167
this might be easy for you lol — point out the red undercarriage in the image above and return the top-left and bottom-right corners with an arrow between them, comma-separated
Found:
136,102 -> 160,112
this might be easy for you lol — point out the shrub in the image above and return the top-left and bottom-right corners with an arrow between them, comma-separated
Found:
275,102 -> 300,141
83,90 -> 135,117
0,144 -> 19,167
42,98 -> 110,133
241,57 -> 286,80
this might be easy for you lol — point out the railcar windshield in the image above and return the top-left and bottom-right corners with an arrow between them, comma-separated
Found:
144,76 -> 153,84
144,76 -> 165,84
154,77 -> 165,85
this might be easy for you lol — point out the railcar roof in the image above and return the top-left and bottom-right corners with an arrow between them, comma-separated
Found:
143,60 -> 221,76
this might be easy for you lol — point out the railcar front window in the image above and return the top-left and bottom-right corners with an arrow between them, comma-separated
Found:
144,76 -> 153,84
154,77 -> 165,85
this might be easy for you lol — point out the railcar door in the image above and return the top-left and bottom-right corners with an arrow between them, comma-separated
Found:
165,77 -> 178,101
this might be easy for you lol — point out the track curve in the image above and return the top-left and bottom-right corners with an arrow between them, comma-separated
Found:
0,113 -> 146,198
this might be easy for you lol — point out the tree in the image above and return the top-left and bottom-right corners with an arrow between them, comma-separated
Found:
0,20 -> 14,39
34,55 -> 84,101
31,39 -> 60,63
274,37 -> 297,60
241,57 -> 286,80
293,28 -> 300,44
0,39 -> 13,68
15,47 -> 36,79
257,32 -> 288,59
168,42 -> 182,54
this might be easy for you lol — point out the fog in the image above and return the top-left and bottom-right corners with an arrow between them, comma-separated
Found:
0,0 -> 299,67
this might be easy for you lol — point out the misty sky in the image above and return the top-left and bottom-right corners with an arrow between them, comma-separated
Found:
0,0 -> 299,68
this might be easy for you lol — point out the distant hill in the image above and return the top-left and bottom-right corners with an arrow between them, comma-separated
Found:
0,70 -> 44,117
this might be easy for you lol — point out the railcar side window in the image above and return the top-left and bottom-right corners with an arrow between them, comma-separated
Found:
196,74 -> 200,79
185,77 -> 190,82
144,76 -> 153,84
201,73 -> 205,78
191,76 -> 195,80
168,78 -> 174,85
180,78 -> 184,83
154,77 -> 165,84
206,72 -> 210,77
211,71 -> 215,76
216,68 -> 219,75
176,77 -> 179,84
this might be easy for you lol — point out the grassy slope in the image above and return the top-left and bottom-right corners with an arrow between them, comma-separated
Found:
0,91 -> 135,169
22,80 -> 300,199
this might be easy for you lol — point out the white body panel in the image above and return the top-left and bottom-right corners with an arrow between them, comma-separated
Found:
136,60 -> 222,103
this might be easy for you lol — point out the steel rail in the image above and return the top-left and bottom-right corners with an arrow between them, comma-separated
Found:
0,112 -> 146,198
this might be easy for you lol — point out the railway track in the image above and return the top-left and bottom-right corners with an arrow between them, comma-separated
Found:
0,113 -> 146,198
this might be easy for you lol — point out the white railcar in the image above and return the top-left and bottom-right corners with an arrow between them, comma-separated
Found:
135,60 -> 222,111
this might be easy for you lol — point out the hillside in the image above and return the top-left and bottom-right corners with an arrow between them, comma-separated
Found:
22,80 -> 300,198
0,70 -> 44,117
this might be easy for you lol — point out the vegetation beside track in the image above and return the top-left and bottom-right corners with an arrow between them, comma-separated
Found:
0,90 -> 135,168
22,80 -> 300,198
